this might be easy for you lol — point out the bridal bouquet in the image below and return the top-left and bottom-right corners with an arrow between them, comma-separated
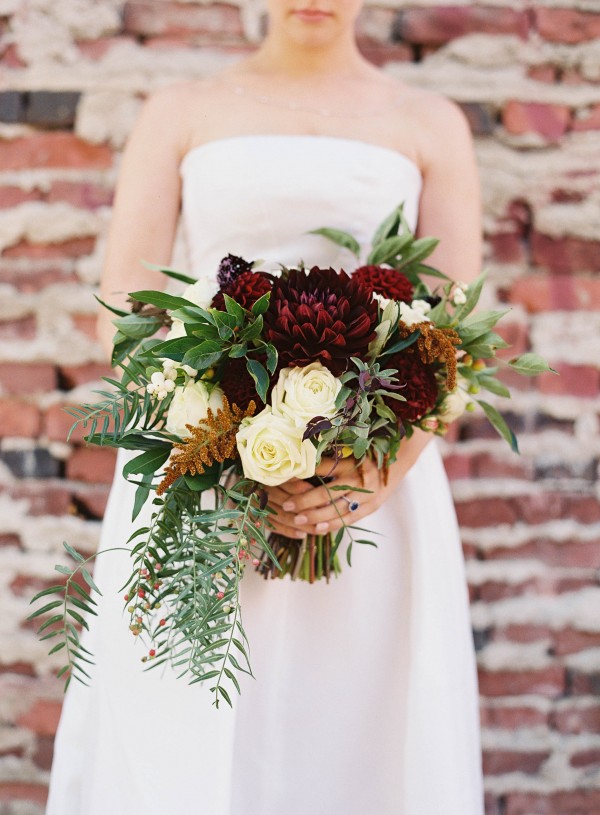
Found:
30,205 -> 553,705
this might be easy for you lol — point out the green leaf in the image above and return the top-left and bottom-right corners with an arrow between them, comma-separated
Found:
223,293 -> 246,321
453,272 -> 487,320
458,310 -> 510,342
478,376 -> 511,398
123,446 -> 171,478
239,314 -> 264,342
508,353 -> 557,376
94,295 -> 129,317
380,331 -> 419,357
132,474 -> 152,521
129,290 -> 192,311
477,400 -> 519,453
246,359 -> 270,403
265,345 -> 278,374
113,313 -> 162,340
30,584 -> 64,603
395,237 -> 439,268
67,608 -> 89,629
367,234 -> 412,265
81,568 -> 101,595
63,542 -> 84,562
28,600 -> 62,620
371,206 -> 402,247
309,227 -> 360,257
182,340 -> 223,370
251,291 -> 271,316
183,466 -> 222,492
141,261 -> 196,285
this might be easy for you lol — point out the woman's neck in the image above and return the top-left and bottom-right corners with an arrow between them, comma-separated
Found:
245,33 -> 372,81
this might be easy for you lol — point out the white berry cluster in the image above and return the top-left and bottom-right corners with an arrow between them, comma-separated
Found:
452,282 -> 469,306
146,360 -> 199,400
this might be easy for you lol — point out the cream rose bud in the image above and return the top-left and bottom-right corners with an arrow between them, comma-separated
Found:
236,408 -> 317,486
438,386 -> 472,424
182,277 -> 218,310
165,381 -> 224,438
271,363 -> 342,427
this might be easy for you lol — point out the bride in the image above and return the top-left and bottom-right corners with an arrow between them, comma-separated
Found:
47,0 -> 484,813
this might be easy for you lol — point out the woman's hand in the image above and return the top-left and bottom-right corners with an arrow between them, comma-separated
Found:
265,429 -> 433,537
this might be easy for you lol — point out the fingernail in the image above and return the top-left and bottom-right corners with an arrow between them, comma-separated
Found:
294,514 -> 308,524
282,501 -> 295,511
316,522 -> 329,532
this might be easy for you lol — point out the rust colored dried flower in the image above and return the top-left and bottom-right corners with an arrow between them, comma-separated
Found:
157,396 -> 255,495
398,321 -> 461,391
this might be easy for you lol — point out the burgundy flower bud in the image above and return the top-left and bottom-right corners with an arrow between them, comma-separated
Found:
353,265 -> 414,303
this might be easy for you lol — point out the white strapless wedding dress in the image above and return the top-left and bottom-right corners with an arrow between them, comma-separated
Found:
47,135 -> 483,815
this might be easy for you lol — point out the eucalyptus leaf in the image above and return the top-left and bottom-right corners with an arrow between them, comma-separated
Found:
508,353 -> 558,376
309,227 -> 360,257
477,400 -> 519,453
246,358 -> 270,403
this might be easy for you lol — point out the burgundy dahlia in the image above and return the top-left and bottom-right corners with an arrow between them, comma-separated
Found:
216,254 -> 253,289
263,267 -> 378,376
211,270 -> 272,312
220,358 -> 265,412
353,265 -> 413,303
385,351 -> 438,423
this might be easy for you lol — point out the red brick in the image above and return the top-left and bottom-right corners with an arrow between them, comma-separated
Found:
570,670 -> 600,695
0,186 -> 43,208
535,8 -> 600,45
479,665 -> 565,698
486,538 -> 600,569
62,360 -> 112,388
2,237 -> 96,259
33,735 -> 54,771
495,624 -> 551,644
71,314 -> 100,342
483,748 -> 550,775
44,403 -> 89,443
510,493 -> 567,525
442,453 -> 472,480
477,580 -> 537,602
506,790 -> 600,815
507,274 -> 600,312
503,101 -> 570,141
531,233 -> 600,274
527,64 -> 557,83
123,1 -> 244,38
0,782 -> 48,805
480,702 -> 548,730
538,363 -> 599,397
0,266 -> 78,293
2,483 -> 74,516
570,747 -> 600,768
2,43 -> 27,68
0,314 -> 36,340
471,453 -> 532,480
16,698 -> 62,737
0,363 -> 57,394
551,704 -> 600,734
66,446 -> 117,483
455,498 -> 518,527
77,36 -> 137,61
47,180 -> 114,209
398,6 -> 529,45
0,401 -> 41,437
573,104 -> 600,132
0,662 -> 37,677
0,134 -> 113,170
487,232 -> 525,264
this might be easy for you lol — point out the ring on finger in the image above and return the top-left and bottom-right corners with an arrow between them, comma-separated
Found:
341,495 -> 360,512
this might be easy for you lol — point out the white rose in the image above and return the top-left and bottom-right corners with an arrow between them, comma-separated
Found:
438,386 -> 472,424
398,299 -> 432,328
236,408 -> 317,486
369,299 -> 401,358
271,363 -> 342,427
165,318 -> 187,340
165,381 -> 224,438
182,277 -> 219,310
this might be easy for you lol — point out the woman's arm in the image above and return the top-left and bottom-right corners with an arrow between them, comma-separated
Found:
266,95 -> 482,536
97,86 -> 193,357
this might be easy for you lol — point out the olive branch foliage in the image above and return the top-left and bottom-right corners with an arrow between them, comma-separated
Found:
30,204 -> 555,703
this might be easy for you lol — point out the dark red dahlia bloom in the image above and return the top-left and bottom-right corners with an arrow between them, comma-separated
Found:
263,267 -> 378,376
385,351 -> 438,423
353,265 -> 413,304
211,270 -> 272,312
220,358 -> 265,412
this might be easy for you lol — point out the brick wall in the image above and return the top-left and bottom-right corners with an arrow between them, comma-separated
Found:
1,1 -> 599,812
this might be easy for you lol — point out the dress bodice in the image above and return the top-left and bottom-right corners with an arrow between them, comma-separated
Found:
179,134 -> 422,275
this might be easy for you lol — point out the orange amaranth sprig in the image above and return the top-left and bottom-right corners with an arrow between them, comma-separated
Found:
157,396 -> 256,495
398,321 -> 461,391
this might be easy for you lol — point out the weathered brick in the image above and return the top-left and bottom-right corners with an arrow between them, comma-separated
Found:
70,314 -> 100,342
0,265 -> 78,293
395,6 -> 529,45
0,363 -> 57,394
123,1 -> 244,39
478,665 -> 565,698
459,102 -> 497,137
0,448 -> 61,479
0,134 -> 113,170
569,748 -> 600,768
0,401 -> 42,437
3,237 -> 96,259
33,736 -> 55,771
551,705 -> 600,734
0,91 -> 25,123
66,446 -> 117,483
16,699 -> 62,737
506,274 -> 600,312
573,104 -> 600,132
531,233 -> 600,274
0,186 -> 43,209
506,791 -> 600,815
537,364 -> 599,397
0,314 -> 37,340
456,498 -> 518,527
26,92 -> 80,129
72,485 -> 110,519
480,702 -> 548,730
483,749 -> 550,775
43,403 -> 88,443
569,669 -> 600,696
502,101 -> 570,141
535,8 -> 600,45
356,41 -> 413,67
0,782 -> 48,805
2,483 -> 74,516
486,539 -> 600,570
